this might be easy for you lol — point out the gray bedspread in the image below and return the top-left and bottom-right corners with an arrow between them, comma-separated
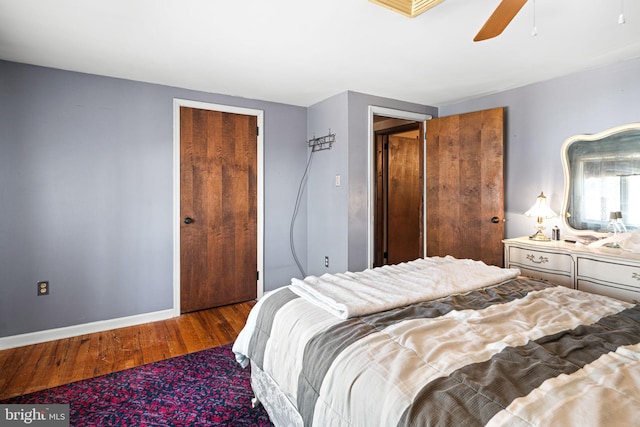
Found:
234,277 -> 640,426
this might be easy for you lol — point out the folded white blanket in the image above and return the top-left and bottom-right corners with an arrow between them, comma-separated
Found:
290,256 -> 521,319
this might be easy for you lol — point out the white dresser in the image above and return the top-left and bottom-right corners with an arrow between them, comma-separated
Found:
503,237 -> 640,303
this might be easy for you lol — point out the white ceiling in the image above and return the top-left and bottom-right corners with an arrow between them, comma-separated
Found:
1,0 -> 639,107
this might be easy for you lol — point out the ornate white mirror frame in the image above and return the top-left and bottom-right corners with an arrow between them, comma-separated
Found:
561,122 -> 640,237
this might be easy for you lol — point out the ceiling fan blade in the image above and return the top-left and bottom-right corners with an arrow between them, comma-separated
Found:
474,0 -> 528,42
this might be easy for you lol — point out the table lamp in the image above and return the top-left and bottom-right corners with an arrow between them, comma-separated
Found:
525,191 -> 557,241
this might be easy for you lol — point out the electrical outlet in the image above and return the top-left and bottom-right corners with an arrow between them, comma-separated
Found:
325,256 -> 329,268
37,281 -> 49,296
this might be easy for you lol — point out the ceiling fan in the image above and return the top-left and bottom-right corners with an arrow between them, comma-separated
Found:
474,0 -> 528,41
369,0 -> 528,42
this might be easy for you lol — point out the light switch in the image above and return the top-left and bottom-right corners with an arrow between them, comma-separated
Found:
335,175 -> 341,186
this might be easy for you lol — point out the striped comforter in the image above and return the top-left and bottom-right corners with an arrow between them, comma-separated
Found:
233,262 -> 640,426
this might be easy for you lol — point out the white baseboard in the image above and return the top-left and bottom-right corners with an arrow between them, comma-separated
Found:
0,309 -> 178,350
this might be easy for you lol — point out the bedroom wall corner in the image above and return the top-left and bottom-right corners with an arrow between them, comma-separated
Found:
346,91 -> 437,272
306,91 -> 437,276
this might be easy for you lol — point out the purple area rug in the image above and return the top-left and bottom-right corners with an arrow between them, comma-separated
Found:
1,344 -> 273,426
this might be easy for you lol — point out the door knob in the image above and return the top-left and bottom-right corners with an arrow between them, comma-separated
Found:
491,216 -> 501,223
184,217 -> 194,224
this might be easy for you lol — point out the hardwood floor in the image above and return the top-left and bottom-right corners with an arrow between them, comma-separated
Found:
0,301 -> 255,400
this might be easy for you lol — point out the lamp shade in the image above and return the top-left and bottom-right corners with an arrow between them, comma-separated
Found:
524,192 -> 557,219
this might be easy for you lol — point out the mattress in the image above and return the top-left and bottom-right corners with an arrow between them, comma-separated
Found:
233,257 -> 640,426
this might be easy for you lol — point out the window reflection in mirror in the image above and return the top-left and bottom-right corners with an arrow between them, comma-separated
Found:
561,124 -> 640,235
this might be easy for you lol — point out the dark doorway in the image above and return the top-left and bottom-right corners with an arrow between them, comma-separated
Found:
373,115 -> 424,267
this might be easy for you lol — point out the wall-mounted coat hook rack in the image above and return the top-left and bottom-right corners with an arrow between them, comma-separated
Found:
308,130 -> 335,152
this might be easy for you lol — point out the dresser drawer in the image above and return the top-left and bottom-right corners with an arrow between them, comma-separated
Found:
577,258 -> 640,288
503,237 -> 640,300
577,279 -> 640,304
517,266 -> 573,289
508,246 -> 573,274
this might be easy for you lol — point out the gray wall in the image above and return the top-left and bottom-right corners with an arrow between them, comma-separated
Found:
306,92 -> 349,276
305,91 -> 437,275
4,55 -> 639,338
439,57 -> 640,240
0,60 -> 307,337
346,92 -> 437,272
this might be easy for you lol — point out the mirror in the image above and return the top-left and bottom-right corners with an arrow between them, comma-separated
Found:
561,123 -> 640,236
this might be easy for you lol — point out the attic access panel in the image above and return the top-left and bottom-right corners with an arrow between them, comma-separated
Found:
369,0 -> 446,18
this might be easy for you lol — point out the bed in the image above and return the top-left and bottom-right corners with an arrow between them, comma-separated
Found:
232,256 -> 640,426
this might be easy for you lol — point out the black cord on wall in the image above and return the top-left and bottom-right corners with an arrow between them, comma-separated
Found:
290,149 -> 315,278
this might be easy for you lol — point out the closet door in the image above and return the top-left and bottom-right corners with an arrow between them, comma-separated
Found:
387,133 -> 422,264
373,122 -> 423,268
426,107 -> 505,267
180,107 -> 258,313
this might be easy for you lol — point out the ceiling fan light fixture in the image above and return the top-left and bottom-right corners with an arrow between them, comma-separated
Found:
369,0 -> 447,18
531,0 -> 538,37
619,0 -> 626,24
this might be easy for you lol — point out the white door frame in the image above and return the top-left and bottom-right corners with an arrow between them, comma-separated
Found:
367,106 -> 431,268
172,99 -> 264,316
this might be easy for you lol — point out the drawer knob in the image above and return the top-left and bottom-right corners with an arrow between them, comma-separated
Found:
526,254 -> 549,264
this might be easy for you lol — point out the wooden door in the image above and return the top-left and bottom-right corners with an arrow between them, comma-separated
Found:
387,133 -> 422,264
426,107 -> 505,267
180,107 -> 258,313
373,122 -> 424,267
